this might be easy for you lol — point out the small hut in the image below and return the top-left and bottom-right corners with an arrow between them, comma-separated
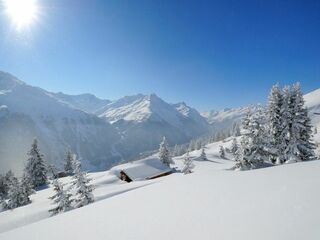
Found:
113,157 -> 173,182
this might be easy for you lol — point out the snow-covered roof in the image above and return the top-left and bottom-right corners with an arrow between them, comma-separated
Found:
111,157 -> 172,181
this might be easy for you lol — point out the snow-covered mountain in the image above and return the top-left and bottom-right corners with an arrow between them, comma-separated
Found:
0,72 -> 211,173
97,94 -> 210,159
202,107 -> 250,132
0,71 -> 120,174
49,92 -> 111,114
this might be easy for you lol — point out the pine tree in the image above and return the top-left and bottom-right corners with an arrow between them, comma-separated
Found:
21,173 -> 34,197
267,84 -> 285,163
49,179 -> 73,215
230,138 -> 239,156
64,150 -> 74,175
6,177 -> 31,209
237,107 -> 269,170
71,157 -> 94,208
219,146 -> 225,158
284,83 -> 315,162
182,151 -> 194,174
0,174 -> 7,199
315,127 -> 318,134
24,139 -> 48,188
234,141 -> 244,163
159,137 -> 174,167
200,147 -> 207,161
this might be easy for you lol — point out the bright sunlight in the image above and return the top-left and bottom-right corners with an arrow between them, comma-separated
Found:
3,0 -> 38,30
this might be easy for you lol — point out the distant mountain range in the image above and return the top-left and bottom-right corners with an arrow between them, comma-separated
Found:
0,71 -> 208,174
0,71 -> 319,174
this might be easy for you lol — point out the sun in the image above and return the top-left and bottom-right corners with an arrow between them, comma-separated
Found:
3,0 -> 38,30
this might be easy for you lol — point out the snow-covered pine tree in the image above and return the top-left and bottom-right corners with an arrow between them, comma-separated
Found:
159,137 -> 174,167
315,127 -> 318,134
24,139 -> 48,188
234,141 -> 244,163
49,179 -> 73,215
6,176 -> 31,209
64,150 -> 74,175
236,107 -> 269,170
242,107 -> 253,132
230,138 -> 239,156
21,173 -> 34,197
0,174 -> 7,199
285,83 -> 315,162
71,157 -> 94,208
219,146 -> 225,159
182,151 -> 194,174
200,147 -> 207,161
267,84 -> 285,163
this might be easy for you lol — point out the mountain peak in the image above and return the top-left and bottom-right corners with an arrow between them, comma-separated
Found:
0,71 -> 25,90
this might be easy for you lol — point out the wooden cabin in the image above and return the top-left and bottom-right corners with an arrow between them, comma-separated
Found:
115,158 -> 173,183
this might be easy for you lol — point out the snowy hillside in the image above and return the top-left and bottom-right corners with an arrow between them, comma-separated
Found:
305,88 -> 320,129
1,139 -> 320,239
49,92 -> 110,114
0,71 -> 120,174
97,94 -> 209,159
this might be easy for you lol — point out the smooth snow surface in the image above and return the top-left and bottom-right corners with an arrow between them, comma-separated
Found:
1,139 -> 320,240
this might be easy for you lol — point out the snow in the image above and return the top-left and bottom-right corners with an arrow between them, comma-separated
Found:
1,139 -> 320,239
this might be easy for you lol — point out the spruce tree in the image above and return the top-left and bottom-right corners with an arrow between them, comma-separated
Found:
0,174 -> 7,199
64,150 -> 74,175
49,179 -> 73,215
71,157 -> 94,208
219,146 -> 225,158
24,139 -> 48,188
200,147 -> 207,161
6,177 -> 31,209
159,137 -> 174,167
182,151 -> 194,174
237,107 -> 269,170
267,84 -> 285,163
284,83 -> 315,162
230,138 -> 239,156
234,141 -> 244,163
21,173 -> 34,197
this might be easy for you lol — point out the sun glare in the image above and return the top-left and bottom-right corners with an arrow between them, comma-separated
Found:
3,0 -> 38,30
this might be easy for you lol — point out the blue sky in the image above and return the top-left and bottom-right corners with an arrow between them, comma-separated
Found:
0,0 -> 319,111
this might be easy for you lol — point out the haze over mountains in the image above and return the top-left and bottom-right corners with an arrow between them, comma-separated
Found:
0,72 -> 210,174
1,71 -> 319,174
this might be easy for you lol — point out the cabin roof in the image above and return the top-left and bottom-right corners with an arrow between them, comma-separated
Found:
111,157 -> 172,181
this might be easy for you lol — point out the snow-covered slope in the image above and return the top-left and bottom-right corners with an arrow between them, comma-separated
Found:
98,94 -> 209,159
304,88 -> 320,128
0,71 -> 120,174
1,139 -> 320,239
49,92 -> 110,114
